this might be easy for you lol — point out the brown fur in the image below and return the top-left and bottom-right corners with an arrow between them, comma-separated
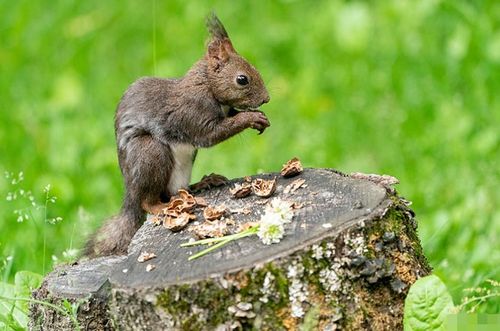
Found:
84,14 -> 270,258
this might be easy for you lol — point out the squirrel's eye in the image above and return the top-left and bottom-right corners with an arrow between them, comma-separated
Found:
236,75 -> 249,86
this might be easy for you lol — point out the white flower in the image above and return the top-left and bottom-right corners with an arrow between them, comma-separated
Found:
265,198 -> 294,223
257,213 -> 285,245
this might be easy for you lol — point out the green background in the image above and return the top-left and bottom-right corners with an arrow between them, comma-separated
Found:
0,0 -> 498,312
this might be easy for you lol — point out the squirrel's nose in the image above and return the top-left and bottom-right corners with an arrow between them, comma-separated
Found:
261,94 -> 270,105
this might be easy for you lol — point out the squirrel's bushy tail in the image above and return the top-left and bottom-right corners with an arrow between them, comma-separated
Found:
83,196 -> 145,258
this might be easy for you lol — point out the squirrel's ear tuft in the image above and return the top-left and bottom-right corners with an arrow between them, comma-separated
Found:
206,12 -> 235,54
206,12 -> 229,40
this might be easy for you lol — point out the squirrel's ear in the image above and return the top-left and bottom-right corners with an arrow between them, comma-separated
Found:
206,39 -> 234,71
205,13 -> 236,71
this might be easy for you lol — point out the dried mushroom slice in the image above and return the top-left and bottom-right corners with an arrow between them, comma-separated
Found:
203,205 -> 227,221
280,157 -> 303,177
283,178 -> 306,194
251,177 -> 277,198
155,189 -> 199,231
194,196 -> 208,207
163,212 -> 196,232
178,189 -> 196,209
163,190 -> 196,214
229,182 -> 252,198
165,198 -> 185,213
190,219 -> 229,239
137,251 -> 157,263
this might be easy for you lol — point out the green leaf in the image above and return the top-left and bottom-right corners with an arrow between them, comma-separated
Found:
404,275 -> 455,331
14,271 -> 43,311
0,282 -> 27,330
14,271 -> 43,298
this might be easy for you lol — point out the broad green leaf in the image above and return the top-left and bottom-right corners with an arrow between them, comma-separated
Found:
14,271 -> 43,300
404,275 -> 455,331
0,282 -> 27,330
14,270 -> 43,315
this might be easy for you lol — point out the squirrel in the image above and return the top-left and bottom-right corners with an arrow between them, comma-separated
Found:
83,13 -> 270,258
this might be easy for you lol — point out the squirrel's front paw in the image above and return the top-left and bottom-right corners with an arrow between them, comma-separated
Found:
241,111 -> 270,134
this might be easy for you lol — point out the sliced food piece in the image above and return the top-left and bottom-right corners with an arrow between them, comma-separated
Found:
190,219 -> 230,239
203,205 -> 227,221
284,178 -> 306,194
251,177 -> 277,198
137,251 -> 157,263
280,157 -> 303,177
229,182 -> 252,198
163,212 -> 196,232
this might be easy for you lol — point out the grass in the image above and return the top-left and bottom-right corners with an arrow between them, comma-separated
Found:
0,0 -> 498,315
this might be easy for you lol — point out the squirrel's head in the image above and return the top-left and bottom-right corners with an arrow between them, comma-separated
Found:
204,13 -> 270,111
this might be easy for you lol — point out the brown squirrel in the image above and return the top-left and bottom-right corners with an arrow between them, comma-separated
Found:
84,13 -> 270,258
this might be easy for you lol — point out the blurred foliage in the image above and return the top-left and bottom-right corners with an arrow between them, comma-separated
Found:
0,0 -> 498,312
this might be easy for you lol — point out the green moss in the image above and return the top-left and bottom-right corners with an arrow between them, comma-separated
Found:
156,282 -> 232,329
154,264 -> 295,330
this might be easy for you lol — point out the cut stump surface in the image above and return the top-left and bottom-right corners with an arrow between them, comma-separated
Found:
30,168 -> 430,331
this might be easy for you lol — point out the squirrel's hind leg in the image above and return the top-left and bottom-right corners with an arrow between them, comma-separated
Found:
121,134 -> 175,215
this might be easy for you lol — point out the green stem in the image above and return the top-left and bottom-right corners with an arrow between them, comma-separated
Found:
181,227 -> 258,247
0,295 -> 81,331
458,292 -> 499,312
188,238 -> 233,261
187,227 -> 259,261
43,190 -> 48,275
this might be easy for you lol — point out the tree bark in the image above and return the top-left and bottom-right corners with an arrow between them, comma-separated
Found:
30,168 -> 431,330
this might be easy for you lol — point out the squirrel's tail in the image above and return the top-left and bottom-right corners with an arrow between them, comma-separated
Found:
83,195 -> 145,258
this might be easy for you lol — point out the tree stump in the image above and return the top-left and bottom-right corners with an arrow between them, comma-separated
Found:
30,168 -> 431,330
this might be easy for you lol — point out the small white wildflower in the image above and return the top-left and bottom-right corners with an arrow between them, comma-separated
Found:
62,248 -> 79,260
266,198 -> 294,223
257,213 -> 285,245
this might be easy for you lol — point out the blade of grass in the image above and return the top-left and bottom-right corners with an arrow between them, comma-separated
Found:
180,227 -> 258,247
187,227 -> 258,261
